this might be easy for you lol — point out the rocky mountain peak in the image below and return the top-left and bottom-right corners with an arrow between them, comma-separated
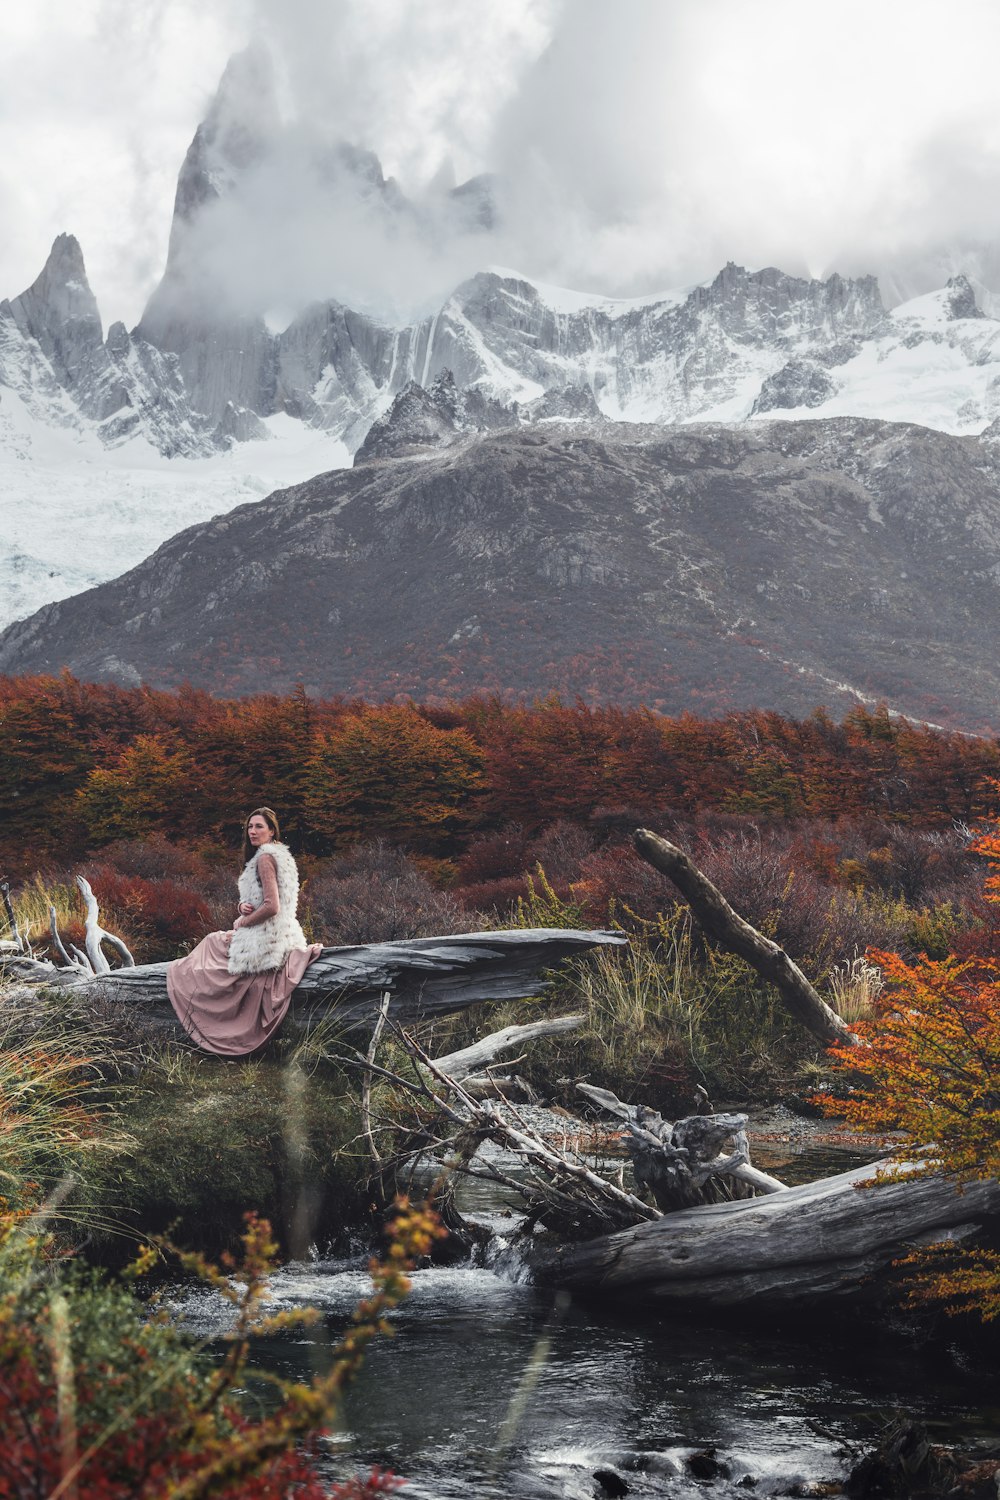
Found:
945,274 -> 984,320
354,369 -> 519,464
696,261 -> 884,339
12,233 -> 102,338
2,234 -> 112,412
174,44 -> 279,226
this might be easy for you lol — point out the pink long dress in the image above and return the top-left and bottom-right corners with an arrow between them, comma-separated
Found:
166,850 -> 321,1056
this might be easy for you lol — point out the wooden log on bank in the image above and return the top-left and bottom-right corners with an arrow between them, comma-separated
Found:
531,1162 -> 1000,1306
5,929 -> 627,1038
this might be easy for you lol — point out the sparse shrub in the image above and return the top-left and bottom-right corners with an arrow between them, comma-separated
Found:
305,840 -> 480,945
512,864 -> 589,930
903,900 -> 970,960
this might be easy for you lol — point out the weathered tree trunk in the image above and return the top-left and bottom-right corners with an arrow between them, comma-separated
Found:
530,1162 -> 1000,1306
633,828 -> 858,1048
4,928 -> 627,1039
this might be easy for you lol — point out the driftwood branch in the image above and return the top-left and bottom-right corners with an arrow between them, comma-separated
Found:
433,1013 -> 585,1079
0,878 -> 32,957
347,1021 -> 660,1234
49,904 -> 82,971
77,876 -> 135,973
361,991 -> 392,1169
577,1082 -> 786,1212
405,1028 -> 662,1229
633,828 -> 858,1049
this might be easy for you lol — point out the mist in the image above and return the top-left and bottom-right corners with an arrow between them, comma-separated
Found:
6,0 -> 1000,327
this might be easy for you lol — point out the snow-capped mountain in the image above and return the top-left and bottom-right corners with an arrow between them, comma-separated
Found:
4,45 -> 1000,635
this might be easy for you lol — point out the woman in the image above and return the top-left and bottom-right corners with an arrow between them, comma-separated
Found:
166,807 -> 322,1056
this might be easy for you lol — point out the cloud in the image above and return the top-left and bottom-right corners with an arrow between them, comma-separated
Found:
5,0 -> 1000,329
251,0 -> 552,187
486,0 -> 1000,298
0,0 -> 249,324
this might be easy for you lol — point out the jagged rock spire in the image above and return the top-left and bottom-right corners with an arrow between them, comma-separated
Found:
945,274 -> 984,320
9,233 -> 103,353
166,43 -> 280,261
4,234 -> 116,413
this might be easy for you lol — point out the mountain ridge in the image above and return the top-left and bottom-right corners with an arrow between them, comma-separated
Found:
4,414 -> 1000,733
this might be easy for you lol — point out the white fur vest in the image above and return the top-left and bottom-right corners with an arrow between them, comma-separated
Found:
227,841 -> 308,975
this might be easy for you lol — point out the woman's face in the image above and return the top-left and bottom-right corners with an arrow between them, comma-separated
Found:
247,814 -> 276,847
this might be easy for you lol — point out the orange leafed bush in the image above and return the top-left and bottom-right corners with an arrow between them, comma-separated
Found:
821,813 -> 1000,1318
825,948 -> 1000,1184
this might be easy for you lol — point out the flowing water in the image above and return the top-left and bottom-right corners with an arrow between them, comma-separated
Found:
168,1139 -> 1000,1499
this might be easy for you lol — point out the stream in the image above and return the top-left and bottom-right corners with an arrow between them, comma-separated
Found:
168,1132 -> 1000,1499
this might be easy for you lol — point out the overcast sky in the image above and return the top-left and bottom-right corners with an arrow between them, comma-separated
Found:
5,0 -> 1000,327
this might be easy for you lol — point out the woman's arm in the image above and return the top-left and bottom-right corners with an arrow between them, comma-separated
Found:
233,854 -> 281,929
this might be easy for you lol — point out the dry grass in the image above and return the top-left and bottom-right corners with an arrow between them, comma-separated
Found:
9,875 -> 80,955
827,950 -> 884,1024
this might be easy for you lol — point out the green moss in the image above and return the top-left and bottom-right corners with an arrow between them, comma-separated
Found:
106,1056 -> 369,1261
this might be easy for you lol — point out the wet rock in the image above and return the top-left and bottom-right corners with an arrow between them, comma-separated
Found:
593,1467 -> 629,1497
688,1448 -> 731,1482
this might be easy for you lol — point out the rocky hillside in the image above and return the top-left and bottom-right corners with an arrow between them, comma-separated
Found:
3,414 -> 1000,731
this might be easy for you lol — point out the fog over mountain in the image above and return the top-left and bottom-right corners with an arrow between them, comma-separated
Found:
7,1 -> 1000,328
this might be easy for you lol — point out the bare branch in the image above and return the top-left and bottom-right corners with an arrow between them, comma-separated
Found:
361,992 -> 391,1169
433,1014 -> 586,1079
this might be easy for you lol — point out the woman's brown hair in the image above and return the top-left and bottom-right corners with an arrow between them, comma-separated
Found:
241,806 -> 281,865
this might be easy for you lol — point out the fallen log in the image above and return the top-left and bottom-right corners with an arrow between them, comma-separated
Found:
529,1161 -> 1000,1306
3,928 -> 627,1038
633,827 -> 858,1048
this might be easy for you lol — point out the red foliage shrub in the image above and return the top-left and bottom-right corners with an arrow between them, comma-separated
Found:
454,824 -> 531,885
574,842 -> 669,923
452,875 -> 531,915
81,865 -> 213,959
91,833 -> 217,886
526,820 -> 597,883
